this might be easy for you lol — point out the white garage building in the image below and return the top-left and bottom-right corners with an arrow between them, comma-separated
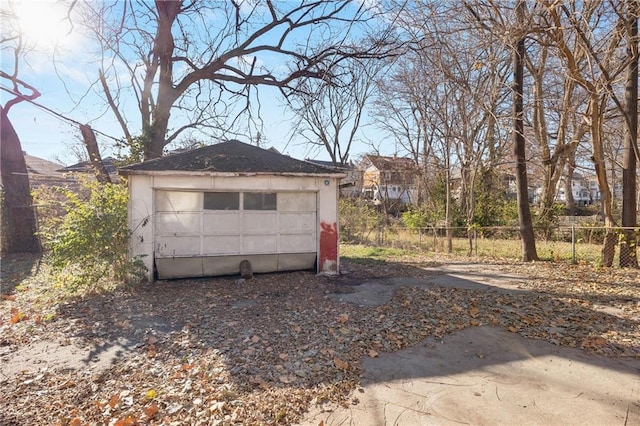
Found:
119,140 -> 344,280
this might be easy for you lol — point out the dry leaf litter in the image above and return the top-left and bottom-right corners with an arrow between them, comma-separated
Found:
1,256 -> 638,425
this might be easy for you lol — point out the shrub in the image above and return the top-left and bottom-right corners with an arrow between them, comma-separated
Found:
339,198 -> 382,243
36,176 -> 145,292
401,208 -> 429,230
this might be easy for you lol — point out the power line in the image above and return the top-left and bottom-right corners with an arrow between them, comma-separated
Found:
0,85 -> 123,143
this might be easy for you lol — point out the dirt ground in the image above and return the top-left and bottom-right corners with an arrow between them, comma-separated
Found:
1,254 -> 639,425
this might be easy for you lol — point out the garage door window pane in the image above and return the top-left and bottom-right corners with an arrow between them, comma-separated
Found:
244,192 -> 277,210
204,192 -> 239,210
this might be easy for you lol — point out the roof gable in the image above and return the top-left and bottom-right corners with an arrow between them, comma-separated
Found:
24,154 -> 64,175
119,140 -> 341,176
363,155 -> 416,171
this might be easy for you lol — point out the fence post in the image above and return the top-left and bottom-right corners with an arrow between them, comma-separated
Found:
432,226 -> 436,252
571,224 -> 576,264
474,228 -> 478,256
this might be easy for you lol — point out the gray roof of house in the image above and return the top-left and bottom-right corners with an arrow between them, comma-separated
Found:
60,157 -> 118,173
119,140 -> 342,176
305,159 -> 356,170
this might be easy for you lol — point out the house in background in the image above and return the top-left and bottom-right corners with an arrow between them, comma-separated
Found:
359,155 -> 418,204
23,153 -> 70,189
304,159 -> 363,197
555,173 -> 593,206
119,140 -> 344,281
59,157 -> 120,182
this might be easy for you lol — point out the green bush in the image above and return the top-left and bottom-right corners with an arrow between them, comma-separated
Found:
339,198 -> 382,243
401,208 -> 429,229
36,176 -> 145,292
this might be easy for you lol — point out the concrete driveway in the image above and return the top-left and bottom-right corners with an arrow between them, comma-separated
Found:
299,263 -> 640,426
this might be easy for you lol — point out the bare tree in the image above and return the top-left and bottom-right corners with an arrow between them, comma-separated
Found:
374,2 -> 516,253
543,0 -> 630,266
523,40 -> 589,223
0,2 -> 43,254
620,0 -> 638,267
454,0 -> 539,260
81,0 -> 400,161
286,57 -> 384,165
371,50 -> 440,206
512,0 -> 538,261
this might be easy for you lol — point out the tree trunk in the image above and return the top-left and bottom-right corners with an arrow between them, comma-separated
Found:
589,96 -> 616,267
142,1 -> 181,161
620,0 -> 638,268
0,106 -> 40,254
565,161 -> 576,215
80,124 -> 112,184
445,147 -> 452,253
514,1 -> 539,262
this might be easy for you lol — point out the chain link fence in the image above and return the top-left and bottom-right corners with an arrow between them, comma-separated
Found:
344,224 -> 639,267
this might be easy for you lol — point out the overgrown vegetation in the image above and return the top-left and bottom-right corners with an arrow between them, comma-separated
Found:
34,176 -> 145,293
401,208 -> 429,230
339,198 -> 383,243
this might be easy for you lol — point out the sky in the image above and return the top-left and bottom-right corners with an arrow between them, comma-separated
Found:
1,0 -> 391,166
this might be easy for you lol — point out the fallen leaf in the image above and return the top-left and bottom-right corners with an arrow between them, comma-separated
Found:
10,308 -> 26,324
337,314 -> 349,324
58,380 -> 76,390
334,357 -> 349,370
69,418 -> 81,426
147,344 -> 156,358
279,375 -> 290,384
114,416 -> 136,426
144,403 -> 159,419
210,401 -> 225,413
109,394 -> 120,408
368,349 -> 379,358
249,375 -> 266,385
145,389 -> 158,400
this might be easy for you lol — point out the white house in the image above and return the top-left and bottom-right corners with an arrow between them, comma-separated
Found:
119,140 -> 344,280
555,173 -> 599,206
360,155 -> 419,204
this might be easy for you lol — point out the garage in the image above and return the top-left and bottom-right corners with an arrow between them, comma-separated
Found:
119,140 -> 344,280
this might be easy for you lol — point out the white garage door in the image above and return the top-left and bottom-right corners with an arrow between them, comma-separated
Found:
154,190 -> 317,278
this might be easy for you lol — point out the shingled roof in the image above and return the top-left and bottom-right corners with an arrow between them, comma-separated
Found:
363,155 -> 417,171
119,140 -> 342,176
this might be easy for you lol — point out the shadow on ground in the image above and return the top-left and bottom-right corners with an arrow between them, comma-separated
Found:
0,253 -> 42,295
2,257 -> 639,424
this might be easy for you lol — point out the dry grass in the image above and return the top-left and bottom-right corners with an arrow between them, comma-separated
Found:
349,228 -> 607,265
